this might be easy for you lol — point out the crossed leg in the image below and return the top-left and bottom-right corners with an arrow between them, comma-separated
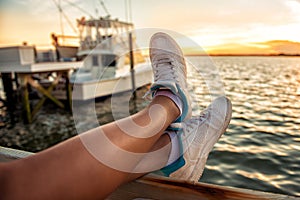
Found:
0,32 -> 232,200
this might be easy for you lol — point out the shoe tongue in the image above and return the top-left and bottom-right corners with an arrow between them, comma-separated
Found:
156,56 -> 172,64
157,62 -> 169,67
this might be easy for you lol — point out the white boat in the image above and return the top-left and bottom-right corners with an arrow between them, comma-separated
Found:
65,16 -> 153,100
51,33 -> 79,62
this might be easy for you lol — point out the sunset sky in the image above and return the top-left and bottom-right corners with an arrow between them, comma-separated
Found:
1,0 -> 300,55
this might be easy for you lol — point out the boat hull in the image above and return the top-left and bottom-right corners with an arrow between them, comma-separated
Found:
72,67 -> 153,100
57,46 -> 78,59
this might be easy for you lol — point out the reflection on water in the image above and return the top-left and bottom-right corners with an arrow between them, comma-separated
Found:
197,56 -> 300,197
0,56 -> 300,196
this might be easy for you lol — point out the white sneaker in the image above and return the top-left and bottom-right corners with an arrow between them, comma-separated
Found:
147,32 -> 192,122
160,96 -> 232,182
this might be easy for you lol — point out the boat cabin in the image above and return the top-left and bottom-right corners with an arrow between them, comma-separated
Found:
73,16 -> 145,81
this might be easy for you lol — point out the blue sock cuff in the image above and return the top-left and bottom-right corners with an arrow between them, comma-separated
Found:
160,156 -> 185,176
150,83 -> 189,123
159,130 -> 184,176
174,83 -> 189,122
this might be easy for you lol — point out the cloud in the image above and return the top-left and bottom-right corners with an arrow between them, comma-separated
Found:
1,0 -> 300,47
258,40 -> 300,55
206,40 -> 300,55
129,0 -> 300,49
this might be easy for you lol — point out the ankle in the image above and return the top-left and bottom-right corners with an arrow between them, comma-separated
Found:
154,89 -> 182,118
151,95 -> 180,121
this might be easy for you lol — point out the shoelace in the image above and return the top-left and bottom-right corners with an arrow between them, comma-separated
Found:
142,56 -> 178,100
152,56 -> 178,82
182,111 -> 209,135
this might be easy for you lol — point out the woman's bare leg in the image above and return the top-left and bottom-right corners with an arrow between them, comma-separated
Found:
0,96 -> 178,200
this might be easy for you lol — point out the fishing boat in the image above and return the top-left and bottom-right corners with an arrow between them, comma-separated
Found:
50,16 -> 152,100
0,146 -> 297,200
51,33 -> 79,61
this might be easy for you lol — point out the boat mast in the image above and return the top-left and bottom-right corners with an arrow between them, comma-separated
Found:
59,0 -> 64,41
125,0 -> 132,23
125,0 -> 136,97
100,0 -> 110,17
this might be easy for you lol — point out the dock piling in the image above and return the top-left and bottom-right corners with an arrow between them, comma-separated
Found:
129,32 -> 136,99
1,73 -> 16,124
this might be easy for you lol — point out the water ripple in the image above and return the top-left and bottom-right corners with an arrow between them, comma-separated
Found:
195,56 -> 300,197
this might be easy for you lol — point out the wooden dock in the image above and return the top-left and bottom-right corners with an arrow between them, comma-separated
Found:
0,46 -> 83,123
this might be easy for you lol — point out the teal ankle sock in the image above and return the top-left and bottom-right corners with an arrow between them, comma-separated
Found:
160,156 -> 185,176
158,130 -> 185,177
165,131 -> 180,166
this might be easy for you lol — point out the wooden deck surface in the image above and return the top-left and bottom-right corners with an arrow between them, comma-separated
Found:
0,61 -> 83,73
107,174 -> 299,200
0,146 -> 299,200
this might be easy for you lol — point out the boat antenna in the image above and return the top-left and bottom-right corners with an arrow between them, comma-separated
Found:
95,5 -> 99,18
52,0 -> 78,34
128,0 -> 132,22
99,0 -> 110,17
125,0 -> 132,22
63,0 -> 94,19
56,0 -> 64,36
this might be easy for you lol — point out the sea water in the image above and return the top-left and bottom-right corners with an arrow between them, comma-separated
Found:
194,56 -> 300,196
